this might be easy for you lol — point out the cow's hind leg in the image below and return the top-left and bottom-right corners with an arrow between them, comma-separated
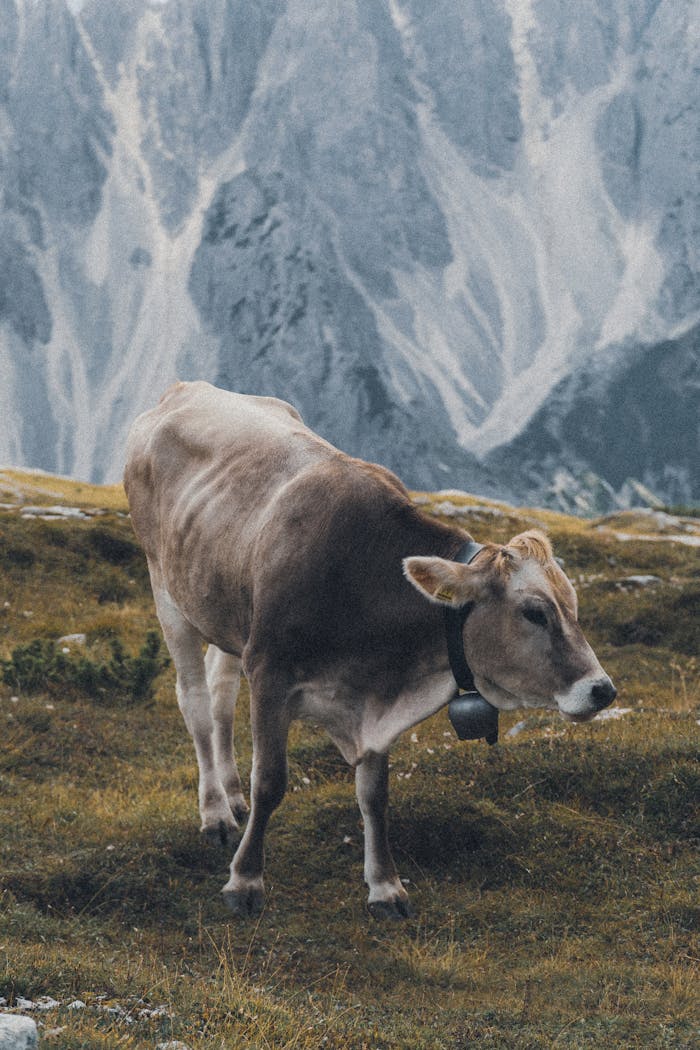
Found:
151,578 -> 240,845
356,751 -> 412,920
205,646 -> 249,823
222,668 -> 290,917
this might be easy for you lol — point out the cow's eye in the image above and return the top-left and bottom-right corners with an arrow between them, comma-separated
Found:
523,606 -> 548,628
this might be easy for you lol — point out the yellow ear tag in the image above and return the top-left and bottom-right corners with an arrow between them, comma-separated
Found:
435,587 -> 454,603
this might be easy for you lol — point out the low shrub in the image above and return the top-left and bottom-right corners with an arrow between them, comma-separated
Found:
1,631 -> 169,703
93,566 -> 132,604
87,527 -> 141,566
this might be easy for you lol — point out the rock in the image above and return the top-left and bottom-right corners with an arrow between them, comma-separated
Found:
506,720 -> 529,738
595,707 -> 632,721
618,575 -> 662,589
156,1042 -> 192,1050
431,499 -> 506,519
56,634 -> 87,647
20,505 -> 90,520
0,1014 -> 39,1050
431,501 -> 465,517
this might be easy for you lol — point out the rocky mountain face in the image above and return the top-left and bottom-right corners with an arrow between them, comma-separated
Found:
0,0 -> 697,512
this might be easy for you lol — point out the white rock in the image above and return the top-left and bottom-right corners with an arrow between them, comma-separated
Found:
156,1042 -> 192,1050
56,630 -> 87,646
506,720 -> 529,738
618,575 -> 662,588
596,707 -> 633,721
0,1014 -> 39,1050
431,501 -> 463,517
20,505 -> 90,520
34,997 -> 60,1011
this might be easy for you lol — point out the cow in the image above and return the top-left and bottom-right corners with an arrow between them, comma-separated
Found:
124,381 -> 616,920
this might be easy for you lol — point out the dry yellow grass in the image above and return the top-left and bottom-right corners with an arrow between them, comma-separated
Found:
0,468 -> 128,512
0,472 -> 698,1048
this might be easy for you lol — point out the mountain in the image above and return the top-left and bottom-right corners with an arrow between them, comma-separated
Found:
485,323 -> 700,515
0,0 -> 698,511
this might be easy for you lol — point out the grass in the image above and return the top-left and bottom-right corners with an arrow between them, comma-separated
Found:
0,471 -> 698,1048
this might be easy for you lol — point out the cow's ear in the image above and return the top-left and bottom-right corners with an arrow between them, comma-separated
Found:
403,556 -> 483,607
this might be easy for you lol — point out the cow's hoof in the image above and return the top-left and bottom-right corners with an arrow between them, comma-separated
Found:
222,885 -> 265,918
202,819 -> 238,848
368,896 -> 413,921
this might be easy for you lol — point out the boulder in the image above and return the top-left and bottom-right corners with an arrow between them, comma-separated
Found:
0,1015 -> 39,1050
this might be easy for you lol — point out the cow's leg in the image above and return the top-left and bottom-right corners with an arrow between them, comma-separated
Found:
150,578 -> 240,845
204,646 -> 249,823
356,751 -> 412,920
222,672 -> 290,917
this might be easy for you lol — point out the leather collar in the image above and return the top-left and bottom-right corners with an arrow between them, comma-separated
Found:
444,540 -> 483,693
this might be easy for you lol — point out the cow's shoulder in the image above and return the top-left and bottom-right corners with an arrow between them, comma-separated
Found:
248,454 -> 458,665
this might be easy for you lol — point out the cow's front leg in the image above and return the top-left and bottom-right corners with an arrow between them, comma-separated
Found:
222,680 -> 290,917
356,751 -> 412,920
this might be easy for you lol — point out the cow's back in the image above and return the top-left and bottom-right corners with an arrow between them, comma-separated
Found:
124,382 -> 336,648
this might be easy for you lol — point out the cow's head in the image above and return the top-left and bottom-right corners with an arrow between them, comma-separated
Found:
404,530 -> 616,721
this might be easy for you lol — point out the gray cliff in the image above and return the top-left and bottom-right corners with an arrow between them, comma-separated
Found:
0,0 -> 697,511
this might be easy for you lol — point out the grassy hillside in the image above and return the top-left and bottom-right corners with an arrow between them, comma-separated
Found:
0,470 -> 698,1049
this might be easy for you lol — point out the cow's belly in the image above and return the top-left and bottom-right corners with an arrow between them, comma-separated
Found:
293,681 -> 365,766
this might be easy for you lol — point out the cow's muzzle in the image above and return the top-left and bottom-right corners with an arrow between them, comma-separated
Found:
557,674 -> 617,720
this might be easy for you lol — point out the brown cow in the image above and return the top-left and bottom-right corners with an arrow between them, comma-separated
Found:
124,381 -> 616,919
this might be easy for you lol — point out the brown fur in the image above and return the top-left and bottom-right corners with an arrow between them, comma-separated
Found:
124,382 -> 613,920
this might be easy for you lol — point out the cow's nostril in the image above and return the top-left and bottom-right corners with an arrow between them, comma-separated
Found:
591,679 -> 617,710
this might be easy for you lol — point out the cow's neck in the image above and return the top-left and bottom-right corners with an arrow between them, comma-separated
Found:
272,507 -> 472,765
349,515 -> 470,759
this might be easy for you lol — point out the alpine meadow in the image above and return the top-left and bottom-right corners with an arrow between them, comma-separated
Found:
0,470 -> 698,1049
2,1 -> 699,1047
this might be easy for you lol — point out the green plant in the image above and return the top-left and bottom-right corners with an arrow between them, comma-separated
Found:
1,631 -> 169,703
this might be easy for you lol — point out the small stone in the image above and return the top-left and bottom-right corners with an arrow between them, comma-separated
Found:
506,720 -> 529,738
34,997 -> 60,1011
57,633 -> 87,647
618,575 -> 662,589
0,1014 -> 39,1049
595,707 -> 632,721
156,1042 -> 192,1050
